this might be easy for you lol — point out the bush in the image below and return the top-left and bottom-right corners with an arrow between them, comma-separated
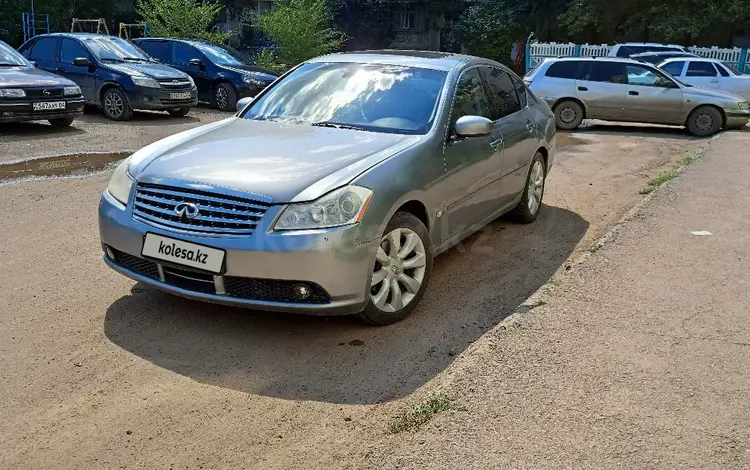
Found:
136,0 -> 230,43
455,1 -> 519,66
254,0 -> 345,67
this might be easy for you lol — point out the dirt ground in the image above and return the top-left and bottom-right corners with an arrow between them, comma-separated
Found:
0,116 -> 737,468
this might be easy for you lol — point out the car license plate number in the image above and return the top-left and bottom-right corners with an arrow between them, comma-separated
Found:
33,101 -> 66,111
170,92 -> 192,100
142,233 -> 224,274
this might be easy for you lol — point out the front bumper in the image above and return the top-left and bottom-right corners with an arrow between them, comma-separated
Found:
98,189 -> 376,315
237,83 -> 273,99
725,109 -> 750,129
126,86 -> 198,111
0,97 -> 85,123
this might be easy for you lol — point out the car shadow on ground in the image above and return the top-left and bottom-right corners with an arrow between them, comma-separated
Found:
577,121 -> 699,139
78,108 -> 202,126
0,122 -> 86,141
104,205 -> 588,405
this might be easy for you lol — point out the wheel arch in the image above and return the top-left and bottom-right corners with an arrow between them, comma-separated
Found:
98,82 -> 128,106
552,97 -> 588,118
685,103 -> 726,129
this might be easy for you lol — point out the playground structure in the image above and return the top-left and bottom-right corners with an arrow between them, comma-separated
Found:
71,18 -> 110,35
22,11 -> 50,43
119,23 -> 149,40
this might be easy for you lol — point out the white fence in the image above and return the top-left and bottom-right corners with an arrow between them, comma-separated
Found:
526,42 -> 749,74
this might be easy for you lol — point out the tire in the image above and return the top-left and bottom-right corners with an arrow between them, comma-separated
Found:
686,106 -> 723,137
167,107 -> 191,117
510,152 -> 546,224
357,212 -> 433,326
48,117 -> 74,127
213,82 -> 237,112
554,100 -> 584,130
101,88 -> 133,121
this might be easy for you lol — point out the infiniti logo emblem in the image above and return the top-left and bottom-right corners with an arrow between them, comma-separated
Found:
174,202 -> 199,221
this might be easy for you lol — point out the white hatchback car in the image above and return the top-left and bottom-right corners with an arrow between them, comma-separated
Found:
659,57 -> 750,101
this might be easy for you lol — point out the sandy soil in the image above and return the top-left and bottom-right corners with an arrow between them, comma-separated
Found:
0,119 -> 728,469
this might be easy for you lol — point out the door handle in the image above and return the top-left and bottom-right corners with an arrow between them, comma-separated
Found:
710,79 -> 719,83
526,122 -> 535,133
629,91 -> 640,96
577,86 -> 588,91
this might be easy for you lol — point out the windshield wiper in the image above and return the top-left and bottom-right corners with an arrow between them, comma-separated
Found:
0,63 -> 20,66
122,57 -> 149,62
311,121 -> 368,131
100,57 -> 125,63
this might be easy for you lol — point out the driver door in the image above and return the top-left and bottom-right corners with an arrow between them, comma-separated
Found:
622,64 -> 684,125
442,67 -> 503,241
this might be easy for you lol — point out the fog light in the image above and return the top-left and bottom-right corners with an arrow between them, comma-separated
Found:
105,246 -> 116,259
292,284 -> 311,301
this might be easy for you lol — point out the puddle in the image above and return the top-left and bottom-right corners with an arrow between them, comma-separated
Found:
557,133 -> 587,149
0,151 -> 130,185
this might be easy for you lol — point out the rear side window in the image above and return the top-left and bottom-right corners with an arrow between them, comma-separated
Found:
451,68 -> 491,126
27,37 -> 58,60
60,39 -> 88,64
481,66 -> 521,120
585,61 -> 627,84
510,74 -> 528,108
546,61 -> 583,79
139,41 -> 171,62
686,61 -> 718,77
661,61 -> 686,76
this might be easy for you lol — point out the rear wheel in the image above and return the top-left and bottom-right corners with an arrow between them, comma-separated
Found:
48,117 -> 74,127
510,152 -> 546,224
101,88 -> 133,121
554,100 -> 584,130
213,82 -> 237,112
167,107 -> 191,117
686,106 -> 723,137
357,212 -> 433,326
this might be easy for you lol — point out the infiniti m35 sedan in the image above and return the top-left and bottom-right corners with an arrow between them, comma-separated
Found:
99,50 -> 556,325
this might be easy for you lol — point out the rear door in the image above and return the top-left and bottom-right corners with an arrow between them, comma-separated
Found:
57,38 -> 97,102
683,60 -> 721,89
622,64 -> 684,124
137,40 -> 171,64
576,61 -> 629,120
24,37 -> 59,73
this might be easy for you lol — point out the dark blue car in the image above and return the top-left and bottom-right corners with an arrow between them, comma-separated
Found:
18,33 -> 198,121
133,38 -> 279,112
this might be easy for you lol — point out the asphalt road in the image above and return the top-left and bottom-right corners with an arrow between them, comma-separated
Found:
0,117 -> 734,468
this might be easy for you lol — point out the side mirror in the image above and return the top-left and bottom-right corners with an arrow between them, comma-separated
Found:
236,96 -> 254,113
189,58 -> 204,69
73,57 -> 90,67
454,115 -> 494,138
29,60 -> 38,67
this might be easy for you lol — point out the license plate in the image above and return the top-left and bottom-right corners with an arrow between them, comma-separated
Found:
33,101 -> 66,111
142,233 -> 225,274
170,92 -> 192,100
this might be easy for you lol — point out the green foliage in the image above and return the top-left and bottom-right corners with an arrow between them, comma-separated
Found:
255,0 -> 345,66
136,0 -> 230,43
388,394 -> 459,434
455,1 -> 519,65
254,48 -> 277,69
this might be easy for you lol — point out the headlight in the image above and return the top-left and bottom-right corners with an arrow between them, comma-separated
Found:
132,77 -> 160,88
107,157 -> 134,205
63,86 -> 81,96
186,75 -> 195,87
274,186 -> 373,231
739,102 -> 750,110
242,74 -> 265,87
0,88 -> 26,98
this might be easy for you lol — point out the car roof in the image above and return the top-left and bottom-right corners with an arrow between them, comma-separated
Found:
547,56 -> 644,65
630,51 -> 696,57
308,50 -> 484,71
134,37 -> 208,46
35,32 -> 118,40
616,42 -> 684,47
659,56 -> 717,64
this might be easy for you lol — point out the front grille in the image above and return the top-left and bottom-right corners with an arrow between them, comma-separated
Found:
158,80 -> 192,89
224,277 -> 331,304
112,249 -> 160,279
158,98 -> 196,106
133,183 -> 272,236
25,88 -> 64,98
163,266 -> 215,294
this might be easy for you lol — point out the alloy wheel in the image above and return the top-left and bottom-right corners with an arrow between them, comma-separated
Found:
527,160 -> 545,215
104,92 -> 124,118
370,228 -> 427,313
216,87 -> 228,110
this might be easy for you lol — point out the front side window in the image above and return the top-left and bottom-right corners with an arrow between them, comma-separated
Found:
173,42 -> 200,64
27,37 -> 58,60
661,61 -> 686,77
60,39 -> 88,64
511,74 -> 528,108
626,65 -> 675,87
481,66 -> 521,120
83,37 -> 150,62
450,68 -> 491,127
586,62 -> 628,84
193,42 -> 246,66
138,41 -> 171,62
686,61 -> 719,77
242,62 -> 447,135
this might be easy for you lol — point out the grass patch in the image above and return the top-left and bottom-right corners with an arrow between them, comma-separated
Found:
678,155 -> 697,166
640,169 -> 677,194
388,394 -> 459,434
588,242 -> 603,253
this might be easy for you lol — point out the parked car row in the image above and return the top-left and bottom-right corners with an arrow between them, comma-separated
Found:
525,56 -> 750,136
0,33 -> 280,126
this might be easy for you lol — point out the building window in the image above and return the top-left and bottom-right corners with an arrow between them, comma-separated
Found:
399,11 -> 417,30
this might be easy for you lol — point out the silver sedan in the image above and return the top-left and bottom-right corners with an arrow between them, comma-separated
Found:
99,51 -> 556,325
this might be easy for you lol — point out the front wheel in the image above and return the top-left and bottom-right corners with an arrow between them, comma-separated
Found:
213,82 -> 238,112
686,106 -> 723,137
510,152 -> 546,224
167,107 -> 191,117
101,88 -> 133,121
49,117 -> 74,127
357,212 -> 433,326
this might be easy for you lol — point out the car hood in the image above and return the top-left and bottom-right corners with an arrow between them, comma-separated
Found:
0,65 -> 76,87
104,62 -> 189,80
129,118 -> 421,203
683,85 -> 746,102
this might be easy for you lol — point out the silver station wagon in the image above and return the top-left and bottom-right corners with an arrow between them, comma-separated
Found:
526,57 -> 750,136
99,50 -> 556,325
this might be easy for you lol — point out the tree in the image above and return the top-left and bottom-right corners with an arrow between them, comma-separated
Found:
254,0 -> 345,66
136,0 -> 230,43
455,1 -> 520,65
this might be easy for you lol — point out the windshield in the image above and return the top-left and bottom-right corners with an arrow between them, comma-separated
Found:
241,62 -> 447,135
193,42 -> 246,66
84,37 -> 151,62
0,41 -> 32,66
